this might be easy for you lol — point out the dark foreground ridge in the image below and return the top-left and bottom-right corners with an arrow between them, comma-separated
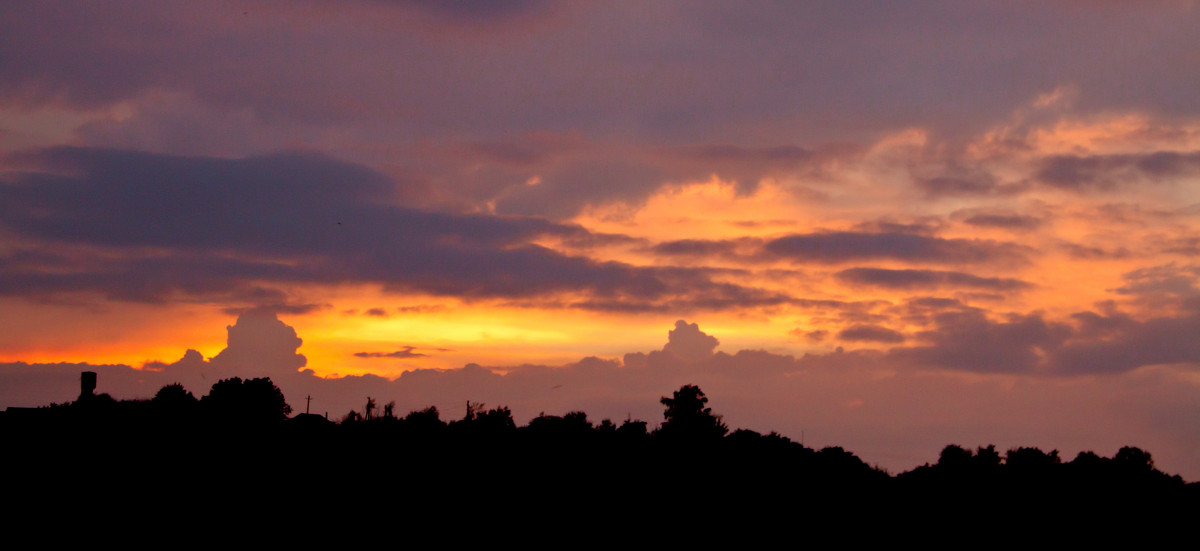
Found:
4,374 -> 1197,535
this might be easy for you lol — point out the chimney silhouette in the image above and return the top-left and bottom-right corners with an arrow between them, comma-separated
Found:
81,371 -> 96,398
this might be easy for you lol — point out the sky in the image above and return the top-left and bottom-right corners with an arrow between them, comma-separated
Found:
2,1 -> 1199,478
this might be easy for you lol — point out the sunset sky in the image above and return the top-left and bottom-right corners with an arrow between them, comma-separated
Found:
3,1 -> 1199,478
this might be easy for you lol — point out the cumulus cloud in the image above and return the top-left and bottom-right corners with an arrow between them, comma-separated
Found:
662,320 -> 720,362
204,307 -> 308,380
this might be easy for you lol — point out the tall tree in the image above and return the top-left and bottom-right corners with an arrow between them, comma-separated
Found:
657,385 -> 728,440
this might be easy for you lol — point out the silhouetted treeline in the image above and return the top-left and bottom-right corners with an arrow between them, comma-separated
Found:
2,376 -> 1196,533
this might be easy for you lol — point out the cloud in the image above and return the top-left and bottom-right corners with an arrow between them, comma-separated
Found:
1112,264 -> 1200,298
0,147 -> 783,312
206,307 -> 307,379
961,213 -> 1043,231
888,310 -> 1072,374
835,268 -> 1032,291
650,239 -> 743,257
354,347 -> 429,359
646,237 -> 764,263
663,143 -> 826,193
763,232 -> 1029,265
1051,310 -> 1200,375
851,219 -> 942,236
1059,243 -> 1130,260
1165,237 -> 1200,257
838,325 -> 905,344
792,329 -> 827,342
379,0 -> 553,25
6,2 -> 1200,154
915,173 -> 1005,197
493,158 -> 668,218
1035,151 -> 1200,190
662,320 -> 720,362
904,297 -> 967,311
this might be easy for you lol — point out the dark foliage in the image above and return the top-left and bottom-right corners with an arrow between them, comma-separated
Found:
655,384 -> 729,441
201,376 -> 292,424
2,379 -> 1195,535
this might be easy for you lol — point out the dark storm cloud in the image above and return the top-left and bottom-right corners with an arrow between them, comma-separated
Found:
0,147 -> 780,310
835,268 -> 1032,291
1035,151 -> 1200,190
762,231 -> 1029,265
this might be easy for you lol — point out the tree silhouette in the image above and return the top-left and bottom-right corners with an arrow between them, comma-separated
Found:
937,444 -> 973,470
657,384 -> 728,440
152,382 -> 199,420
1114,446 -> 1154,471
153,383 -> 197,407
202,377 -> 292,423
